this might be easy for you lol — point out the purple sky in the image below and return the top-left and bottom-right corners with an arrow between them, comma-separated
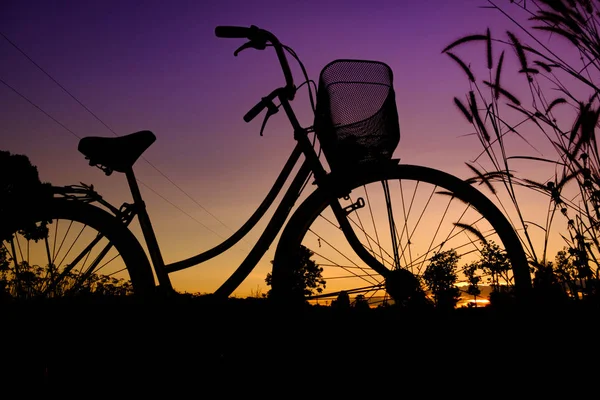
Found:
1,0 -> 560,295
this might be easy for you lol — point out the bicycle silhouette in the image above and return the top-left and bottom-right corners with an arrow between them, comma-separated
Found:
2,25 -> 532,305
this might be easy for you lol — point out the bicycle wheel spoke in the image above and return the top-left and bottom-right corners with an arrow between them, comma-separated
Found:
402,182 -> 437,275
382,179 -> 401,270
52,217 -> 60,265
362,187 -> 385,263
398,178 -> 417,273
309,235 -> 383,287
55,224 -> 88,273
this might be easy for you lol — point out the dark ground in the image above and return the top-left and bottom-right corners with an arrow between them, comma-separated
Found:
2,296 -> 599,395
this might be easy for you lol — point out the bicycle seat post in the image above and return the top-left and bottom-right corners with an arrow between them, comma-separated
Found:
124,167 -> 174,293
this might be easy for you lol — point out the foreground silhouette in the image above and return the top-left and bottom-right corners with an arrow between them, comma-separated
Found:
1,25 -> 533,307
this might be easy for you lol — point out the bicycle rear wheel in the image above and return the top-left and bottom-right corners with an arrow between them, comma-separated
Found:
1,198 -> 155,300
273,163 -> 531,308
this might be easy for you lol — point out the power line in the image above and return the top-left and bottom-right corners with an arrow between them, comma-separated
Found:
0,30 -> 238,238
136,180 -> 227,240
0,77 -> 80,139
0,31 -> 117,137
0,75 -> 230,239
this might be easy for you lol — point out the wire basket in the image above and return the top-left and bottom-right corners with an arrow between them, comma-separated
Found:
314,59 -> 400,171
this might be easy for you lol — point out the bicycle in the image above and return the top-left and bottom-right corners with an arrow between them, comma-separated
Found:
1,25 -> 532,306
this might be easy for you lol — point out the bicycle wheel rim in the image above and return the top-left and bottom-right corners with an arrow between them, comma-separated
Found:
1,199 -> 155,300
273,163 -> 531,308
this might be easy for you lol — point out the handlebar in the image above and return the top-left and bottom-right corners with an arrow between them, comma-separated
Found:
215,25 -> 296,123
243,95 -> 272,123
214,25 -> 258,39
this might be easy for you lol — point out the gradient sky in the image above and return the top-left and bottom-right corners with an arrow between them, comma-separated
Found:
1,0 -> 571,296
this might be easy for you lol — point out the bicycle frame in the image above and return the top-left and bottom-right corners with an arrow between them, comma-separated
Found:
55,87 -> 392,298
54,25 -> 396,297
51,91 -> 326,296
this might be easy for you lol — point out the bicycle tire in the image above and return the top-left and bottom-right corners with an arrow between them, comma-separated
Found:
272,163 -> 531,307
1,198 -> 155,299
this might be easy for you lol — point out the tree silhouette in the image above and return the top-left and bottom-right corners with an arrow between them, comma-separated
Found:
330,290 -> 350,309
554,248 -> 580,299
479,241 -> 511,293
532,259 -> 568,305
0,150 -> 132,301
464,261 -> 481,307
0,150 -> 52,242
423,249 -> 461,310
353,294 -> 370,310
266,245 -> 326,301
385,268 -> 431,309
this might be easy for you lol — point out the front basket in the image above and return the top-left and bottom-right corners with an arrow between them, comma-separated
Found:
314,59 -> 400,170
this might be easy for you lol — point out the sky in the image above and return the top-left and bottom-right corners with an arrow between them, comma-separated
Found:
0,0 -> 573,296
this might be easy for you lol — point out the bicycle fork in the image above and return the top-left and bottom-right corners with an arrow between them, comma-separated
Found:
329,195 -> 393,278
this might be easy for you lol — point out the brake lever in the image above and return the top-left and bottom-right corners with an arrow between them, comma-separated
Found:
234,39 -> 267,56
259,101 -> 279,136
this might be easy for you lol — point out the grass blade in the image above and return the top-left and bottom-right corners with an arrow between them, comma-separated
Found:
447,52 -> 475,82
454,222 -> 488,244
465,162 -> 497,194
483,80 -> 521,105
469,91 -> 491,142
507,31 -> 529,71
494,50 -> 505,100
533,60 -> 554,72
546,98 -> 568,113
442,34 -> 487,53
454,97 -> 473,123
486,28 -> 493,69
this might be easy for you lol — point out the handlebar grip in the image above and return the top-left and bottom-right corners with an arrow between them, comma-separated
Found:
243,98 -> 267,123
215,26 -> 253,38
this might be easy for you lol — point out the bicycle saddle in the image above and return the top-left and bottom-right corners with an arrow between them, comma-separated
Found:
78,130 -> 156,174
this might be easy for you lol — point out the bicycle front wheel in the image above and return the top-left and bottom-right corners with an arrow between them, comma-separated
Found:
1,198 -> 155,300
273,163 -> 531,308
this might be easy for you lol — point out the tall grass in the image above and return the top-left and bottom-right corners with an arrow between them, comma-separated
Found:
445,0 -> 600,301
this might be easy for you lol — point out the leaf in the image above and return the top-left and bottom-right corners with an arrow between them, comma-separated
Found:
483,170 -> 514,180
530,10 -> 582,34
486,28 -> 493,69
533,60 -> 553,72
482,80 -> 521,105
519,68 -> 540,74
469,91 -> 490,142
521,44 -> 544,57
454,97 -> 473,123
465,162 -> 496,194
538,0 -> 569,15
553,140 -> 579,163
454,222 -> 488,244
532,25 -> 580,46
447,52 -> 475,82
570,101 -> 590,145
521,177 -> 548,191
506,103 -> 545,131
572,105 -> 599,157
546,98 -> 568,113
522,220 -> 547,233
494,51 -> 505,100
506,155 -> 566,166
435,190 -> 456,198
442,34 -> 488,53
556,171 -> 579,191
506,31 -> 528,71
